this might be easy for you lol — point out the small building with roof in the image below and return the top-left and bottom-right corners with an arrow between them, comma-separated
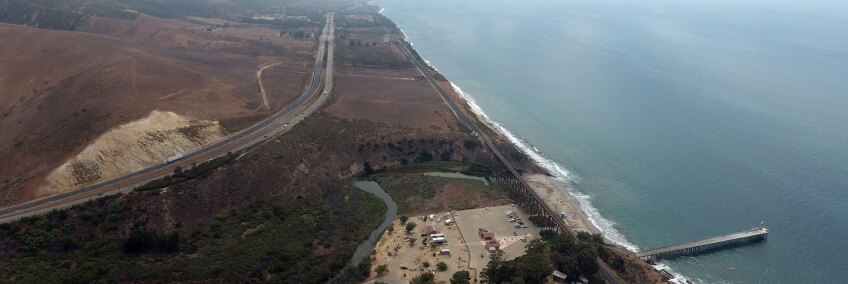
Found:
552,270 -> 568,284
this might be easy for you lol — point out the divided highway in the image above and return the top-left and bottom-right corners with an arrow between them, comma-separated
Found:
0,13 -> 337,223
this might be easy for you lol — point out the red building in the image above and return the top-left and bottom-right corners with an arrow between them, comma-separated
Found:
481,231 -> 495,240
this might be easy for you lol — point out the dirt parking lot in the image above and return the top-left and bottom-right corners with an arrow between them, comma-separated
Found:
367,205 -> 540,283
367,212 -> 469,283
455,205 -> 541,280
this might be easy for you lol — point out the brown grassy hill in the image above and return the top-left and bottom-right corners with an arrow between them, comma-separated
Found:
0,16 -> 313,205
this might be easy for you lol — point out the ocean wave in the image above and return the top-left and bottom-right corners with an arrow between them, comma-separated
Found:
450,74 -> 695,284
377,2 -> 690,282
448,81 -> 639,250
652,262 -> 696,284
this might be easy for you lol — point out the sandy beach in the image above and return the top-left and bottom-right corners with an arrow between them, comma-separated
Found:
523,173 -> 601,235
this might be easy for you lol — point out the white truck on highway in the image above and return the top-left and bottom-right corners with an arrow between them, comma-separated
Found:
163,154 -> 185,164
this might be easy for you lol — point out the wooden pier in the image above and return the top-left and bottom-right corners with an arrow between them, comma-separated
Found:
636,226 -> 768,260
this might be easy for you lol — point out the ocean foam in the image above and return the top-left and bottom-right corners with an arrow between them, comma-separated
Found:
450,76 -> 695,284
652,262 -> 696,284
448,81 -> 639,250
378,2 -> 691,282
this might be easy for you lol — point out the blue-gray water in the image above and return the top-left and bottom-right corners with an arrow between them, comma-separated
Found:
350,181 -> 397,265
374,0 -> 848,282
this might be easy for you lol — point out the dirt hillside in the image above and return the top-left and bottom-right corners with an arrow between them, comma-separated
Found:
41,110 -> 225,195
0,14 -> 314,205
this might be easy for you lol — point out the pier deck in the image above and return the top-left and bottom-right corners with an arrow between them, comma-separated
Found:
637,227 -> 767,260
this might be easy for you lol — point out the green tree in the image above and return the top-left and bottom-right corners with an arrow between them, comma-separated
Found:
436,262 -> 448,271
400,215 -> 409,224
577,231 -> 593,242
410,272 -> 435,284
405,222 -> 417,233
162,231 -> 180,252
363,162 -> 374,175
123,229 -> 156,253
482,248 -> 553,283
463,140 -> 476,151
376,264 -> 389,276
513,253 -> 552,283
450,270 -> 471,284
416,150 -> 434,162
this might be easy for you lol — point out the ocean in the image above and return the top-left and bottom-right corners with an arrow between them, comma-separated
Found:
372,0 -> 848,282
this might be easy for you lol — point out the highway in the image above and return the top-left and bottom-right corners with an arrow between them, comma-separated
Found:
390,32 -> 624,284
0,13 -> 337,223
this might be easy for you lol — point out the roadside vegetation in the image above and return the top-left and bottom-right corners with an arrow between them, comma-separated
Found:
136,152 -> 239,191
482,232 -> 604,283
0,183 -> 385,282
0,112 -> 485,282
378,160 -> 491,176
369,162 -> 511,215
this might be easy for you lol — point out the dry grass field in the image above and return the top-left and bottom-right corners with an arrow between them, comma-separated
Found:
0,13 -> 316,205
328,71 -> 459,132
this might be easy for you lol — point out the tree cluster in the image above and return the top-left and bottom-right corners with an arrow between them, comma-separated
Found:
481,233 -> 602,283
348,39 -> 378,47
122,229 -> 180,254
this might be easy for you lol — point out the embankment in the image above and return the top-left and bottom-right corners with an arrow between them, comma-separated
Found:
42,110 -> 224,195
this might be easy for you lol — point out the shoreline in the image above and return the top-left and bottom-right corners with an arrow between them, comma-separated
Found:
523,173 -> 601,235
397,26 -> 640,251
373,3 -> 690,282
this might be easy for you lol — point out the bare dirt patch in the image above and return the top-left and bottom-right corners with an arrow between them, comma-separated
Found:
261,59 -> 313,107
327,69 -> 458,132
42,110 -> 224,195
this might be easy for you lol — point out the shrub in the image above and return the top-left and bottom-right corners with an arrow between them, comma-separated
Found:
436,262 -> 448,271
450,270 -> 471,284
416,150 -> 434,162
376,264 -> 388,276
410,272 -> 435,284
363,162 -> 374,175
123,229 -> 157,253
463,140 -> 477,151
123,229 -> 179,254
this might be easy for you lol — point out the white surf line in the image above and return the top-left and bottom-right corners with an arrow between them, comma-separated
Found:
257,62 -> 283,109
